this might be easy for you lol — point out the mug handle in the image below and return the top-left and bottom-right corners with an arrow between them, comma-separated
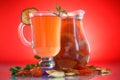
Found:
18,22 -> 32,46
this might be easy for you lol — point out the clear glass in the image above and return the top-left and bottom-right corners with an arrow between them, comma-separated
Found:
54,10 -> 90,69
18,11 -> 61,69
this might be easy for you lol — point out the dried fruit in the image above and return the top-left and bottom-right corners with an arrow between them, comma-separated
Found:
65,72 -> 76,76
99,68 -> 111,76
16,70 -> 31,76
87,65 -> 112,76
76,65 -> 86,70
66,68 -> 79,75
46,70 -> 65,77
30,67 -> 42,77
46,70 -> 57,74
49,71 -> 65,78
21,8 -> 38,25
79,68 -> 92,75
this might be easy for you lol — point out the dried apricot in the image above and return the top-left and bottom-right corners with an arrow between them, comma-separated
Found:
30,67 -> 42,77
16,70 -> 31,76
79,68 -> 92,75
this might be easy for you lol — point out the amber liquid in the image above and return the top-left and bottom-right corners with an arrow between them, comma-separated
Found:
31,16 -> 61,58
54,17 -> 90,69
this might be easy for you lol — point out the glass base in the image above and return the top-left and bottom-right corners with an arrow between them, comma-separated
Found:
39,57 -> 55,69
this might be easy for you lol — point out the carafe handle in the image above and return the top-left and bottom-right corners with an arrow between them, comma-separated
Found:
18,23 -> 32,46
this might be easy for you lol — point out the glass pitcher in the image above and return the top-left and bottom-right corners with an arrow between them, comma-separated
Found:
54,10 -> 90,69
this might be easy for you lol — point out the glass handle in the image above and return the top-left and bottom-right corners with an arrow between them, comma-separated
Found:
18,23 -> 32,46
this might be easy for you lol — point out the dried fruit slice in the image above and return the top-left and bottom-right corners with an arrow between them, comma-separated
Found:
87,65 -> 112,76
46,70 -> 65,77
49,71 -> 65,78
21,8 -> 38,25
65,72 -> 76,76
46,70 -> 57,74
98,68 -> 111,76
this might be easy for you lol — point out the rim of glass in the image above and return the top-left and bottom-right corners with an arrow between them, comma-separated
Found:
29,11 -> 56,17
62,10 -> 85,19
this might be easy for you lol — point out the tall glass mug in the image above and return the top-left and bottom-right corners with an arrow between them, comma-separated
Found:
18,11 -> 61,69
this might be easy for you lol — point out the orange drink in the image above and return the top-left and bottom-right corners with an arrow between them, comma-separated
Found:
31,15 -> 61,58
18,11 -> 61,68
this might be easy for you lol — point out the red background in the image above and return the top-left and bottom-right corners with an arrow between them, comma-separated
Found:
0,0 -> 120,64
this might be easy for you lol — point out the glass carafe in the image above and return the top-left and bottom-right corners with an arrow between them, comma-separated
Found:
54,10 -> 90,69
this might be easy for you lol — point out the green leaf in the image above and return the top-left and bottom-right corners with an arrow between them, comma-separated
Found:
61,10 -> 67,14
24,64 -> 35,70
15,66 -> 22,70
52,12 -> 58,16
10,66 -> 22,75
36,62 -> 40,67
56,4 -> 61,11
34,55 -> 41,59
50,4 -> 68,17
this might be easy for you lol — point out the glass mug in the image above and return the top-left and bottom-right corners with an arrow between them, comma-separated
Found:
18,11 -> 61,69
54,10 -> 90,69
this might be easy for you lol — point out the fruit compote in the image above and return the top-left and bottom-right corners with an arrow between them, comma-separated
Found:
54,15 -> 90,69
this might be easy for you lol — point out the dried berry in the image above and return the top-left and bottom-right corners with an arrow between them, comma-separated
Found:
30,67 -> 42,77
16,70 -> 31,76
